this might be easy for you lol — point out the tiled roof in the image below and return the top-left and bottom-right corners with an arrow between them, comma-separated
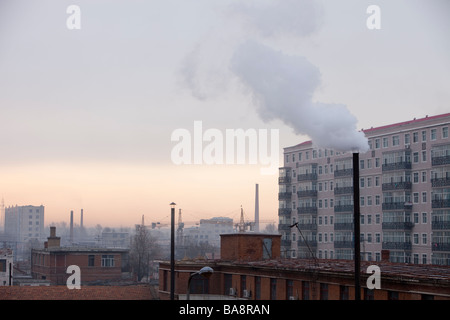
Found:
0,285 -> 158,300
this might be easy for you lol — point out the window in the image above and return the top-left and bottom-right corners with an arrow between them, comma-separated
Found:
88,255 -> 95,267
413,132 -> 419,143
422,192 -> 427,203
340,286 -> 349,300
383,137 -> 388,148
422,212 -> 427,224
270,278 -> 277,300
422,130 -> 427,142
405,133 -> 410,145
392,135 -> 399,146
320,283 -> 329,300
302,281 -> 310,300
422,233 -> 427,245
431,129 -> 437,141
443,127 -> 449,139
101,255 -> 115,267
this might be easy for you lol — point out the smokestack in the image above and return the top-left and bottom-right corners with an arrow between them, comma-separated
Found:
80,209 -> 84,229
255,183 -> 259,232
70,210 -> 74,244
352,153 -> 361,300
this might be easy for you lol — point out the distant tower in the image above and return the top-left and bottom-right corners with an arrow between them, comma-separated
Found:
80,209 -> 84,229
70,210 -> 74,244
176,209 -> 184,246
254,184 -> 260,232
0,197 -> 4,232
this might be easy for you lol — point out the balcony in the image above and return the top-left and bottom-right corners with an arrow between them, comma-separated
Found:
334,223 -> 354,230
334,186 -> 354,195
334,205 -> 354,213
432,221 -> 450,230
382,222 -> 414,230
298,239 -> 317,249
431,177 -> 450,188
281,240 -> 292,247
382,202 -> 413,211
297,190 -> 318,198
432,199 -> 450,209
278,192 -> 292,201
278,224 -> 292,232
334,168 -> 353,178
278,208 -> 292,216
382,161 -> 411,172
297,223 -> 318,231
334,240 -> 354,248
382,241 -> 412,251
297,206 -> 318,214
297,173 -> 318,181
382,181 -> 412,191
432,155 -> 450,166
432,242 -> 450,252
278,176 -> 291,184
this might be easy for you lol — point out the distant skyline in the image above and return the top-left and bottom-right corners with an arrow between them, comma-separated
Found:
0,0 -> 449,227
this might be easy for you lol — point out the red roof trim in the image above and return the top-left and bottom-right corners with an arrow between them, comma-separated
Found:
363,113 -> 450,133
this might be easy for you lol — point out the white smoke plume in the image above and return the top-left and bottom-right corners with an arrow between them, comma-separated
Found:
230,40 -> 369,152
180,0 -> 369,153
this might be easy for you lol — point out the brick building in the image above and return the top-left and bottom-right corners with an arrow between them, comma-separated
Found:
31,227 -> 129,285
158,232 -> 450,300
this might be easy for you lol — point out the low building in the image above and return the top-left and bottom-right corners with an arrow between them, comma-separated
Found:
159,232 -> 450,300
31,226 -> 129,285
0,248 -> 13,286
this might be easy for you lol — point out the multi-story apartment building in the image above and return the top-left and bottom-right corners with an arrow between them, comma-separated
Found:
4,205 -> 45,243
279,113 -> 450,265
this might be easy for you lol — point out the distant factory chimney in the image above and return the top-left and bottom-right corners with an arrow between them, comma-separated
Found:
255,183 -> 260,232
80,209 -> 84,229
70,210 -> 74,244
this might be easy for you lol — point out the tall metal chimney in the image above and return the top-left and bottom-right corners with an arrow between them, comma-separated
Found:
80,209 -> 84,229
70,210 -> 74,244
254,183 -> 260,232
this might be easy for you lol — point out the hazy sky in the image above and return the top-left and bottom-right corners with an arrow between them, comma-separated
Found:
0,0 -> 449,227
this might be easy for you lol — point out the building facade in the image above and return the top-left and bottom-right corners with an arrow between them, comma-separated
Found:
0,248 -> 13,286
4,205 -> 45,243
279,113 -> 450,265
31,227 -> 129,285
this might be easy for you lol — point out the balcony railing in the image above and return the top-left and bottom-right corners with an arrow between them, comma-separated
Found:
297,190 -> 318,198
297,223 -> 318,231
431,177 -> 450,188
432,221 -> 450,230
278,192 -> 292,201
297,173 -> 318,181
334,186 -> 354,195
382,181 -> 412,191
297,206 -> 318,214
432,199 -> 450,209
334,240 -> 354,248
432,242 -> 450,252
334,168 -> 353,178
278,208 -> 292,216
382,222 -> 414,230
382,202 -> 413,211
334,204 -> 354,213
382,241 -> 412,250
432,155 -> 450,166
278,176 -> 291,184
382,162 -> 411,172
278,224 -> 291,232
334,223 -> 354,230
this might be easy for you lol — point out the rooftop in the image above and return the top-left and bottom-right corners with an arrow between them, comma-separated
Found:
0,284 -> 157,300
